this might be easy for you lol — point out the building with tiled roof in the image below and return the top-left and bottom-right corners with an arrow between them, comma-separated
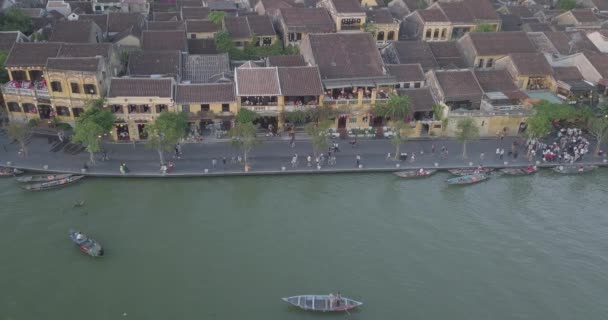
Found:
181,53 -> 230,83
49,20 -> 103,43
78,14 -> 109,34
386,64 -> 425,89
0,31 -> 28,52
142,30 -> 188,52
495,53 -> 554,91
278,7 -> 335,46
107,12 -> 144,35
319,0 -> 366,32
396,88 -> 437,119
427,69 -> 484,112
554,9 -> 601,29
404,0 -> 500,41
382,41 -> 439,70
187,38 -> 218,54
266,55 -> 306,67
225,15 -> 277,48
176,83 -> 237,122
148,21 -> 186,31
127,51 -> 182,79
152,12 -> 179,22
457,31 -> 537,69
185,20 -> 221,39
180,6 -> 210,20
365,8 -> 400,44
428,42 -> 467,69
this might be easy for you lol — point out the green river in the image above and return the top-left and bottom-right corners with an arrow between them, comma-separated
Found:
1,171 -> 607,320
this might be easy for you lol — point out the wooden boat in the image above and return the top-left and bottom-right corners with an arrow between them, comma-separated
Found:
0,166 -> 24,177
22,175 -> 84,191
448,168 -> 492,176
16,173 -> 73,183
69,229 -> 104,257
552,165 -> 598,174
282,295 -> 362,312
394,169 -> 437,178
500,166 -> 537,176
446,173 -> 488,185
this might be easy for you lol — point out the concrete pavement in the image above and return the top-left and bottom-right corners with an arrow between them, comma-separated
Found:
1,132 -> 606,177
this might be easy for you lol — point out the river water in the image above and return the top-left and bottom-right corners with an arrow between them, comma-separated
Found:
1,171 -> 608,320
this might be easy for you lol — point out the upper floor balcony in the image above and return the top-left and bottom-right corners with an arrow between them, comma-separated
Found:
1,80 -> 49,99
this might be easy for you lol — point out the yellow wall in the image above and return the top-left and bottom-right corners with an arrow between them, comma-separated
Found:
187,31 -> 216,39
422,25 -> 453,41
444,114 -> 528,137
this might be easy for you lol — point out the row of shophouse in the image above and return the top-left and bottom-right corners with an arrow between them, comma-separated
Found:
1,0 -> 608,141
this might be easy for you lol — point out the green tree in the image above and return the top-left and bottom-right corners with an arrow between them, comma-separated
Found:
229,122 -> 259,169
235,108 -> 260,124
372,95 -> 411,123
0,8 -> 33,33
306,105 -> 339,124
304,120 -> 332,158
587,117 -> 608,157
526,100 -> 577,139
208,11 -> 225,25
7,120 -> 30,158
456,118 -> 479,158
145,112 -> 188,165
283,110 -> 308,126
72,100 -> 115,165
432,104 -> 444,121
0,50 -> 9,83
525,112 -> 552,139
475,23 -> 495,32
557,0 -> 577,10
390,122 -> 412,160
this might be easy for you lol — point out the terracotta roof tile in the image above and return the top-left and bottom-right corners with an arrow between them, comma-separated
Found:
307,33 -> 385,79
181,53 -> 230,83
236,66 -> 281,96
439,2 -> 475,24
462,0 -> 499,21
176,83 -> 235,103
142,30 -> 188,51
5,42 -> 62,67
108,78 -> 173,98
390,41 -> 438,70
0,32 -> 20,52
277,66 -> 323,96
583,51 -> 608,78
187,39 -> 218,54
46,57 -> 101,72
153,12 -> 179,21
396,88 -> 436,112
386,64 -> 424,82
365,8 -> 395,24
267,55 -> 306,67
466,32 -> 536,56
417,8 -> 448,22
473,69 -> 519,93
49,20 -> 97,43
108,12 -> 143,33
225,16 -> 251,39
279,7 -> 335,33
181,6 -> 210,20
508,53 -> 553,76
570,9 -> 598,23
331,0 -> 363,13
78,14 -> 108,33
128,51 -> 181,77
246,15 -> 276,36
552,66 -> 583,81
434,70 -> 483,99
148,21 -> 186,30
186,19 -> 221,33
428,42 -> 467,69
57,43 -> 112,58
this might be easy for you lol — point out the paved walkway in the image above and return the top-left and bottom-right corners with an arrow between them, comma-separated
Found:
1,132 -> 606,177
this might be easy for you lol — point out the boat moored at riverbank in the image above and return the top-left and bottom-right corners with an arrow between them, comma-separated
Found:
394,169 -> 437,178
16,174 -> 73,183
552,165 -> 598,174
22,175 -> 84,191
0,166 -> 23,177
447,173 -> 489,185
282,295 -> 362,312
500,166 -> 537,176
448,168 -> 493,176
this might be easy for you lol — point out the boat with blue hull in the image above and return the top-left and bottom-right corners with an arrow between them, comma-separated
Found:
446,173 -> 489,185
69,230 -> 104,257
282,294 -> 362,312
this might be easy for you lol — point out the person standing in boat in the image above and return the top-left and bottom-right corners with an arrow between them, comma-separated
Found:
328,293 -> 335,309
336,292 -> 342,307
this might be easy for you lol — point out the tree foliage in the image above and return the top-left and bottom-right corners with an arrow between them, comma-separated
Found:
229,122 -> 259,167
208,11 -> 225,25
145,112 -> 188,165
587,117 -> 608,157
235,108 -> 260,124
73,100 -> 115,165
306,105 -> 339,123
0,8 -> 33,33
432,104 -> 444,121
557,0 -> 577,10
390,122 -> 412,160
0,50 -> 9,83
526,101 -> 577,139
214,31 -> 299,60
372,95 -> 411,122
456,118 -> 479,158
7,121 -> 30,158
283,110 -> 308,126
475,23 -> 495,32
304,120 -> 332,157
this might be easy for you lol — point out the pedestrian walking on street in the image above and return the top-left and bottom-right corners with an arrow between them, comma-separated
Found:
431,144 -> 435,154
212,158 -> 217,168
500,148 -> 504,160
174,143 -> 182,159
222,157 -> 227,167
410,153 -> 415,163
307,155 -> 312,167
386,152 -> 391,160
356,155 -> 361,167
495,148 -> 500,159
479,152 -> 485,164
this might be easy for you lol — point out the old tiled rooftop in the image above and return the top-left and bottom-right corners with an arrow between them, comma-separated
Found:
5,42 -> 62,67
465,32 -> 536,56
176,83 -> 235,103
508,53 -> 553,76
434,70 -> 483,98
236,66 -> 282,96
552,66 -> 584,81
386,64 -> 425,82
267,55 -> 306,67
108,78 -> 173,98
397,88 -> 436,112
142,30 -> 188,51
128,51 -> 182,77
389,41 -> 438,70
331,0 -> 363,13
46,57 -> 101,72
148,21 -> 186,31
57,43 -> 112,58
181,53 -> 231,83
277,66 -> 324,96
49,20 -> 97,43
280,8 -> 335,33
185,20 -> 221,33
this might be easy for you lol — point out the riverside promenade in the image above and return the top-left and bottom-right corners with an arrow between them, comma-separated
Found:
1,132 -> 606,177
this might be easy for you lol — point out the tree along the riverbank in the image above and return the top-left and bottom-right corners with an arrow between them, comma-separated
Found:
7,121 -> 31,158
229,122 -> 259,170
235,108 -> 259,124
145,112 -> 188,165
587,117 -> 608,157
305,120 -> 331,159
526,101 -> 577,139
390,122 -> 412,160
73,100 -> 115,165
456,118 -> 479,159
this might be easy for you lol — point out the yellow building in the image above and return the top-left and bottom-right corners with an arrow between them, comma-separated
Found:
106,78 -> 176,141
176,83 -> 238,135
185,19 -> 221,40
365,8 -> 400,44
320,0 -> 367,32
457,31 -> 537,69
495,53 -> 557,91
278,7 -> 336,47
225,15 -> 277,49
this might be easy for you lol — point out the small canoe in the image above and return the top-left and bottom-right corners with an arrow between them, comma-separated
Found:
446,173 -> 488,185
448,168 -> 492,176
394,169 -> 437,178
22,175 -> 84,191
282,295 -> 362,312
0,166 -> 24,177
552,165 -> 598,174
69,229 -> 104,257
16,173 -> 73,183
500,167 -> 537,176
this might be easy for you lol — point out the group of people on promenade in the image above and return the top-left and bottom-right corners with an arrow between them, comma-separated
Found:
525,127 -> 590,163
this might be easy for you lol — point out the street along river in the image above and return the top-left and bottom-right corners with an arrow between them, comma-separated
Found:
1,171 -> 607,320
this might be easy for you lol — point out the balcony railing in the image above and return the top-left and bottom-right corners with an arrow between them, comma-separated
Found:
1,85 -> 49,99
284,105 -> 315,112
243,105 -> 277,112
449,108 -> 532,117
